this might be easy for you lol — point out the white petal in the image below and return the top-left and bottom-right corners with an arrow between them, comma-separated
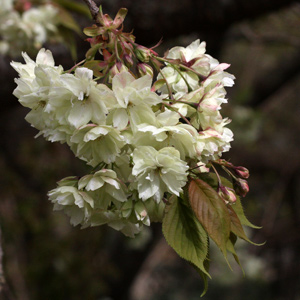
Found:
36,48 -> 55,66
68,102 -> 92,128
113,108 -> 129,129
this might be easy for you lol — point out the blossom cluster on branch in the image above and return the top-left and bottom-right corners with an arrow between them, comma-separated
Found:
0,0 -> 84,57
11,4 -> 258,293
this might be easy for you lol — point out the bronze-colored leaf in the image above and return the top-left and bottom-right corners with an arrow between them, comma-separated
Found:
188,178 -> 231,255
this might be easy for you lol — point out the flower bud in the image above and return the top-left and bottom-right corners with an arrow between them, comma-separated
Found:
233,178 -> 249,197
218,185 -> 237,204
110,62 -> 128,77
123,54 -> 134,68
137,63 -> 153,77
234,166 -> 250,179
135,45 -> 151,62
217,159 -> 234,168
15,0 -> 32,12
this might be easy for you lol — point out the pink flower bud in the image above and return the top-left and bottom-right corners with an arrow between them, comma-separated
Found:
124,54 -> 134,68
218,159 -> 234,168
218,186 -> 237,204
234,166 -> 250,179
23,1 -> 32,11
137,63 -> 153,77
233,178 -> 249,197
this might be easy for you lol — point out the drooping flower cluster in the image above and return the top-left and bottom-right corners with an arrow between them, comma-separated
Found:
11,3 -> 251,240
11,37 -> 239,236
12,6 -> 256,291
0,0 -> 75,57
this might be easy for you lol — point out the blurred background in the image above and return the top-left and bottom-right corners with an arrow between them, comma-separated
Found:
1,0 -> 300,299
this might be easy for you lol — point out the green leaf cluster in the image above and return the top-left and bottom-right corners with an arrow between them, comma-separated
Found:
162,175 -> 260,296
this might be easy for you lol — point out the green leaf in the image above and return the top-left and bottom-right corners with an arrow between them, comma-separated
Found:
188,178 -> 231,256
200,258 -> 210,297
53,0 -> 91,18
83,25 -> 104,37
232,196 -> 261,229
228,206 -> 250,241
113,8 -> 128,28
228,205 -> 264,246
162,196 -> 210,277
226,233 -> 244,273
85,43 -> 104,60
56,6 -> 82,34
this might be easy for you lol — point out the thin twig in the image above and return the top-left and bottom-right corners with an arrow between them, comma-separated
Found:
82,0 -> 100,22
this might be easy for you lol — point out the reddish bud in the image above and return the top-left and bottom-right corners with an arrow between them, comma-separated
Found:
23,1 -> 32,11
218,185 -> 237,204
234,166 -> 250,179
233,178 -> 249,197
217,159 -> 234,168
137,63 -> 153,77
123,54 -> 134,68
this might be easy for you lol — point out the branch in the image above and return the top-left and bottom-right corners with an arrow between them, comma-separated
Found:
82,0 -> 100,22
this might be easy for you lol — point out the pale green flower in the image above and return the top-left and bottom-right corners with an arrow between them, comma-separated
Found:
48,171 -> 132,231
157,39 -> 235,101
112,71 -> 161,107
88,197 -> 149,237
109,71 -> 162,130
167,39 -> 211,76
11,48 -> 58,79
78,169 -> 127,210
49,67 -> 113,128
70,124 -> 126,166
25,106 -> 73,143
132,146 -> 189,201
1,5 -> 59,56
11,49 -> 71,143
48,185 -> 94,226
168,39 -> 206,61
157,66 -> 199,99
137,122 -> 198,159
22,4 -> 58,47
203,63 -> 235,89
196,127 -> 233,161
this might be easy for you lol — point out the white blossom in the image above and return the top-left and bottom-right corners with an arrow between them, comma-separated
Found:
0,4 -> 60,57
109,71 -> 162,130
70,124 -> 126,166
48,185 -> 94,227
12,38 -> 237,237
132,146 -> 189,201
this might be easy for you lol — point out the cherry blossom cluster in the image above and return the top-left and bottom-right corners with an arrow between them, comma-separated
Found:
0,0 -> 60,57
11,34 -> 242,237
